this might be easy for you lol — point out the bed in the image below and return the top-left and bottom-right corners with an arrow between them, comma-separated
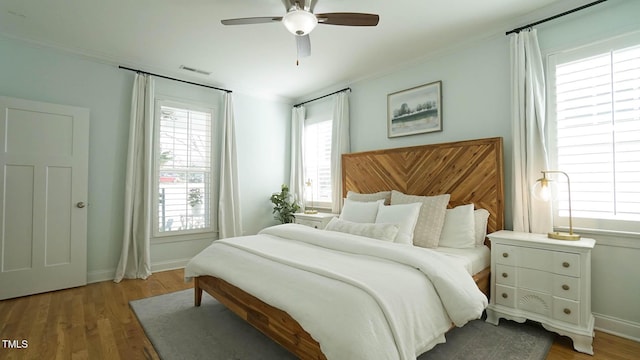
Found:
185,137 -> 504,360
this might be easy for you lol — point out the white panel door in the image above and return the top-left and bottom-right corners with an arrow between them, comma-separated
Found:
0,96 -> 89,300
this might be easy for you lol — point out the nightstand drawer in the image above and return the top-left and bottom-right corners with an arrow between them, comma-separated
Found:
295,219 -> 322,229
518,247 -> 553,271
553,252 -> 581,277
518,268 -> 552,294
294,213 -> 337,230
553,275 -> 580,301
495,264 -> 516,286
495,285 -> 516,308
494,244 -> 516,265
553,297 -> 580,325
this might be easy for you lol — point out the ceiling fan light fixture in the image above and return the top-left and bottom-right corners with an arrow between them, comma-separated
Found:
282,9 -> 317,36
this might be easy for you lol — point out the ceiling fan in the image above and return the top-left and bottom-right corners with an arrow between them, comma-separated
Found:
221,0 -> 379,63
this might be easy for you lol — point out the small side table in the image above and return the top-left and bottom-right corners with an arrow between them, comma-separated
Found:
486,230 -> 596,355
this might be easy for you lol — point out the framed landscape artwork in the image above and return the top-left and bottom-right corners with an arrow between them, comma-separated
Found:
387,81 -> 442,138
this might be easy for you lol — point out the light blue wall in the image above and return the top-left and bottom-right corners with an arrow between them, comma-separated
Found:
0,35 -> 291,281
348,34 -> 513,227
234,93 -> 292,234
329,0 -> 640,340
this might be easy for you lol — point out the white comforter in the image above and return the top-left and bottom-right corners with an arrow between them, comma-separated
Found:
184,224 -> 487,360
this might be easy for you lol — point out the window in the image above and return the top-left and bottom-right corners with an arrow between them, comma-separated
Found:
304,119 -> 332,209
548,33 -> 640,232
154,100 -> 214,236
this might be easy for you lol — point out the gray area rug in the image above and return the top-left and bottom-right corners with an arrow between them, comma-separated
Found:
130,289 -> 554,360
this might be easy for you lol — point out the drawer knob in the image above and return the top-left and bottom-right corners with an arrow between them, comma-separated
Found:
502,252 -> 509,258
562,261 -> 570,268
502,293 -> 508,299
562,284 -> 570,291
502,272 -> 508,278
564,308 -> 571,315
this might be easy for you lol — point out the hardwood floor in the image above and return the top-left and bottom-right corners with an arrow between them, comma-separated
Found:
0,269 -> 638,360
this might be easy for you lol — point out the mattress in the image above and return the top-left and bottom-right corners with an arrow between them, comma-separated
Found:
185,224 -> 489,360
432,245 -> 491,275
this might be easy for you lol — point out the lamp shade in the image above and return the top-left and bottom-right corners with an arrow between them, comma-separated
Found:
533,170 -> 580,241
282,9 -> 318,36
532,176 -> 551,202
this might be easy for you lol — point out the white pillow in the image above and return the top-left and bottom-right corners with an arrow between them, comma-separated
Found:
375,202 -> 422,245
439,204 -> 476,248
325,217 -> 399,242
474,209 -> 490,245
346,190 -> 392,205
390,190 -> 450,248
339,198 -> 384,223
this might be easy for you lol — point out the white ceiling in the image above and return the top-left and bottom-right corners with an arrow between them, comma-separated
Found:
0,0 -> 593,101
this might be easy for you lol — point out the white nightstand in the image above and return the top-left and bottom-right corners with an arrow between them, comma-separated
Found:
486,230 -> 596,355
293,212 -> 338,229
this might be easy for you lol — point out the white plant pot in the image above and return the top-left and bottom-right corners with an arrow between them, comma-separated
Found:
191,203 -> 202,216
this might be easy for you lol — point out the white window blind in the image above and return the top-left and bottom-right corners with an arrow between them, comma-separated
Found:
549,36 -> 640,230
155,101 -> 213,235
304,119 -> 332,208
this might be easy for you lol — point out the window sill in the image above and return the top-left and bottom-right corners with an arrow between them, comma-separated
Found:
555,226 -> 640,249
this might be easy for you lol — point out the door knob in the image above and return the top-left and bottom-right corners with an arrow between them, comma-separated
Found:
76,202 -> 86,208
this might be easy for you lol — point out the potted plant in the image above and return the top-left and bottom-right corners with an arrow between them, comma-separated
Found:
270,184 -> 300,224
188,188 -> 203,215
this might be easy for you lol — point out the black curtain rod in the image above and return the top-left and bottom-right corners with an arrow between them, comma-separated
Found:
505,0 -> 608,36
118,66 -> 232,93
294,87 -> 351,108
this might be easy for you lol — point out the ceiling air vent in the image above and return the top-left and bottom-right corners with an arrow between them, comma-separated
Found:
179,65 -> 211,76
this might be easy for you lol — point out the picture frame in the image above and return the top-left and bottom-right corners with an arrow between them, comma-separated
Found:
387,81 -> 442,138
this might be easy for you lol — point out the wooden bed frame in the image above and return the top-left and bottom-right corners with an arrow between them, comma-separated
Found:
194,137 -> 504,360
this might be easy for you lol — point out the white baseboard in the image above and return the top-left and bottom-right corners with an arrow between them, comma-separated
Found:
150,258 -> 191,273
86,258 -> 191,285
87,268 -> 116,284
594,312 -> 640,342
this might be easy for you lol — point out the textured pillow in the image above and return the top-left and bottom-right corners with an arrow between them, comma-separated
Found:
339,198 -> 384,223
439,204 -> 476,248
346,190 -> 392,205
390,190 -> 450,248
375,202 -> 422,245
325,217 -> 399,242
474,208 -> 490,245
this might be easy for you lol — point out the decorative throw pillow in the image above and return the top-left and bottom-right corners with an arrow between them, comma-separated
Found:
439,204 -> 476,249
374,202 -> 422,245
474,208 -> 490,245
325,217 -> 399,242
390,190 -> 450,248
346,190 -> 392,205
339,198 -> 384,223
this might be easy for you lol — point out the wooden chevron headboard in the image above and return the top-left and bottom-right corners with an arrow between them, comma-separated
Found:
342,137 -> 504,235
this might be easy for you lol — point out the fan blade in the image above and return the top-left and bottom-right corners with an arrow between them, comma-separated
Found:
296,34 -> 311,58
221,17 -> 282,25
316,13 -> 379,26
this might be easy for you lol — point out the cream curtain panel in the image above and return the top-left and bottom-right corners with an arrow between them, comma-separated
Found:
289,106 -> 306,212
330,92 -> 350,214
115,73 -> 154,282
511,29 -> 552,234
218,93 -> 243,238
